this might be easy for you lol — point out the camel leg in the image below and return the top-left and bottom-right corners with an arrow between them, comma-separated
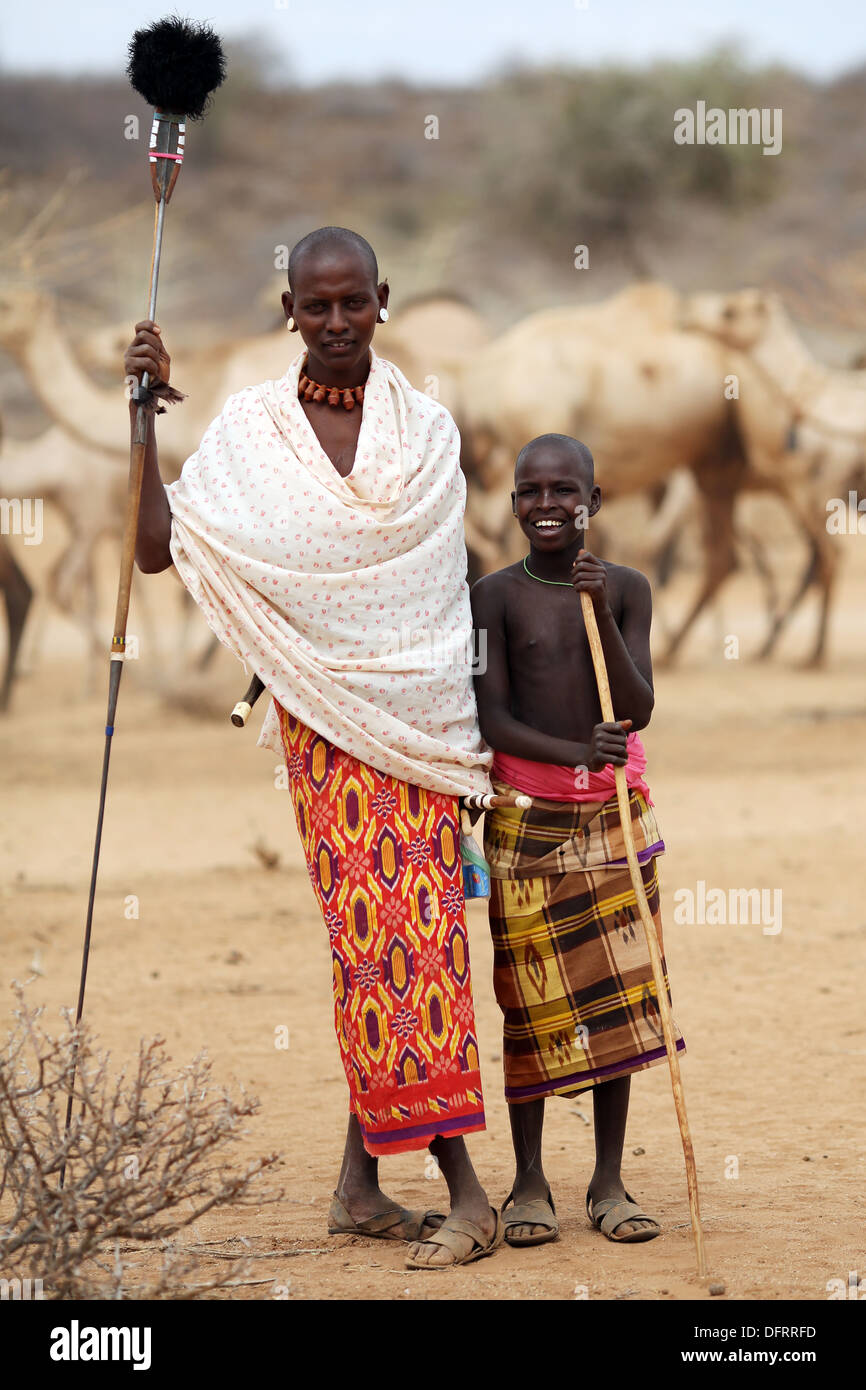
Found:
654,534 -> 681,589
0,539 -> 34,712
660,486 -> 737,665
803,538 -> 838,667
756,488 -> 838,665
642,470 -> 697,589
739,526 -> 782,631
755,540 -> 818,660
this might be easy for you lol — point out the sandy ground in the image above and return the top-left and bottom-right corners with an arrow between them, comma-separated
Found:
2,530 -> 865,1302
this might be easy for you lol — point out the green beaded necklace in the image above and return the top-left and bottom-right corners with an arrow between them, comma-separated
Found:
523,556 -> 573,587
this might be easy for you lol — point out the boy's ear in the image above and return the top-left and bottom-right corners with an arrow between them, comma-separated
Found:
589,485 -> 602,517
510,488 -> 517,513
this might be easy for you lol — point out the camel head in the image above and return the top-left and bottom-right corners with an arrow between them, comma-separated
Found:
680,288 -> 778,350
0,285 -> 53,355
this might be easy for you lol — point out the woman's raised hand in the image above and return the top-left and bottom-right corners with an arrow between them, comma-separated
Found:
124,320 -> 171,395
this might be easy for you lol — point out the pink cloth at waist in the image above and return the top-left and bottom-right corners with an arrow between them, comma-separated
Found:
491,732 -> 652,804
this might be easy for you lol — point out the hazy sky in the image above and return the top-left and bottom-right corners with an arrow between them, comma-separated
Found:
1,0 -> 863,84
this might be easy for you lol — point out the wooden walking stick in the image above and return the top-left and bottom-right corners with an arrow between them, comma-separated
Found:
59,18 -> 226,1189
578,562 -> 708,1278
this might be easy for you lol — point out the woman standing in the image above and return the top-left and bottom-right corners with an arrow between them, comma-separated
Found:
124,226 -> 501,1269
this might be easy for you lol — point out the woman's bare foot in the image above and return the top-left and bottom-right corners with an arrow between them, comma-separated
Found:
405,1197 -> 498,1267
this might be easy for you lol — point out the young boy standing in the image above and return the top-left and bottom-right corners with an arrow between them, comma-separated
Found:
470,433 -> 685,1248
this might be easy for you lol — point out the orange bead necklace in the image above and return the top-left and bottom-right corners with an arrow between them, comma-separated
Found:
298,358 -> 365,411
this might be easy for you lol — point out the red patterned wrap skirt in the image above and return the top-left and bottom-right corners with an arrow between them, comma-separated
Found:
276,704 -> 486,1156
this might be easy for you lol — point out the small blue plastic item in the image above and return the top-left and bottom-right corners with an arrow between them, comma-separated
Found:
460,830 -> 491,899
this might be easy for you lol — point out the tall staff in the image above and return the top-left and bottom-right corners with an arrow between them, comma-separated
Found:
578,561 -> 707,1278
60,18 -> 226,1188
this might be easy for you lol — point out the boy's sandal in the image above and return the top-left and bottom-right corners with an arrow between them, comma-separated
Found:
586,1189 -> 661,1243
328,1192 -> 446,1243
405,1207 -> 505,1269
501,1188 -> 560,1247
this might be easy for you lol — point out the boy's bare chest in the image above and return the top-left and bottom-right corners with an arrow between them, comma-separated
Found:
507,600 -> 591,671
505,597 -> 606,733
505,586 -> 622,693
301,401 -> 363,477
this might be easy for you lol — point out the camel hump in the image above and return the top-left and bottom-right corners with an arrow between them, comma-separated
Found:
610,281 -> 681,323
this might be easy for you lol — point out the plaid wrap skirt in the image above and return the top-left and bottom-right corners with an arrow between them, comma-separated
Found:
483,781 -> 685,1102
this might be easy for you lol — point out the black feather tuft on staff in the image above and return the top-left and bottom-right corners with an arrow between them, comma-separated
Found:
127,15 -> 226,118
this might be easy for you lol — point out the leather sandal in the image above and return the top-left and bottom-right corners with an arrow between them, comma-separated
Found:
328,1192 -> 445,1242
586,1188 -> 661,1243
501,1187 -> 560,1247
405,1207 -> 505,1269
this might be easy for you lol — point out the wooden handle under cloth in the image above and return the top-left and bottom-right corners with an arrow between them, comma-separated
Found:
231,673 -> 266,726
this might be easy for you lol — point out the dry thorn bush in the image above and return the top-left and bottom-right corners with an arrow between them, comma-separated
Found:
0,985 -> 282,1300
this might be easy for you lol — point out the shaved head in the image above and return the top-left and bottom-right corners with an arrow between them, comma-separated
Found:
515,433 -> 594,483
288,226 -> 379,290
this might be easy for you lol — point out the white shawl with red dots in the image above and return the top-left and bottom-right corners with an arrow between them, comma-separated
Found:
164,348 -> 493,796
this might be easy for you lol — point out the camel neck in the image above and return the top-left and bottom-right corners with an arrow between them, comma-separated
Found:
18,300 -> 126,456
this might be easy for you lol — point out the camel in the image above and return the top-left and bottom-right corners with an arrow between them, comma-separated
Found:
681,288 -> 866,663
455,282 -> 690,509
453,282 -> 795,659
